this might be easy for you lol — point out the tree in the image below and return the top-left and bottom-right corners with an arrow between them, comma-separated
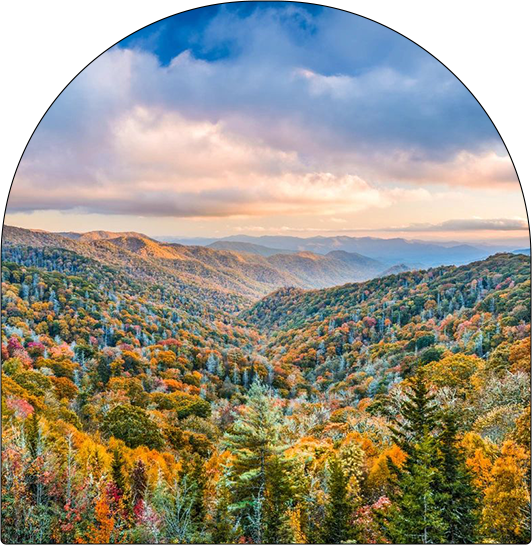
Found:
25,410 -> 41,459
210,483 -> 237,544
224,379 -> 292,542
481,440 -> 530,543
263,454 -> 295,544
130,459 -> 148,507
387,371 -> 447,544
436,410 -> 479,543
102,405 -> 164,449
321,455 -> 351,543
172,392 -> 211,419
180,452 -> 207,527
111,446 -> 126,496
388,435 -> 447,544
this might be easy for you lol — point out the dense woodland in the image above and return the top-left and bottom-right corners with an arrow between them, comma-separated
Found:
1,231 -> 530,544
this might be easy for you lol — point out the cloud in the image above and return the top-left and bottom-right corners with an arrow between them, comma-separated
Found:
10,107 -> 432,218
382,218 -> 529,232
364,150 -> 517,188
8,3 -> 519,222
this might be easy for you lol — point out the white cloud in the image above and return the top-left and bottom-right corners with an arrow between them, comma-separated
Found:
8,11 -> 520,222
10,105 -> 431,218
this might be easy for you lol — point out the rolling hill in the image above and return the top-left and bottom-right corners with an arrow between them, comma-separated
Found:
2,226 -> 396,298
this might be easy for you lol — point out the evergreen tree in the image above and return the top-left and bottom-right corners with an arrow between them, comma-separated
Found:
436,411 -> 479,543
24,411 -> 43,503
321,455 -> 351,544
224,379 -> 292,543
387,371 -> 447,544
111,446 -> 126,496
210,483 -> 236,544
180,452 -> 207,527
96,356 -> 111,385
390,370 -> 437,455
264,455 -> 294,544
25,411 -> 41,459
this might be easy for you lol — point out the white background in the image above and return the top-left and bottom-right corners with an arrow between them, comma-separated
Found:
0,0 -> 530,232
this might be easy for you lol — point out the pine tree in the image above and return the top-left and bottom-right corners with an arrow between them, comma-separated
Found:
436,411 -> 479,543
264,455 -> 294,544
24,411 -> 43,503
180,452 -> 207,526
390,371 -> 437,456
321,455 -> 351,544
224,379 -> 292,543
25,411 -> 41,459
210,483 -> 236,544
111,447 -> 126,496
387,371 -> 447,544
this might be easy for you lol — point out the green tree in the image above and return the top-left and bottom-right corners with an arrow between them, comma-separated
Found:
436,411 -> 479,543
102,405 -> 164,449
210,483 -> 237,544
224,379 -> 292,543
111,446 -> 126,496
24,410 -> 41,459
387,371 -> 447,544
180,452 -> 207,527
321,455 -> 351,543
390,371 -> 437,454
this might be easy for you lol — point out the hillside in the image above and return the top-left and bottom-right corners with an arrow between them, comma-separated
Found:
244,253 -> 530,331
1,235 -> 530,544
2,226 -> 396,298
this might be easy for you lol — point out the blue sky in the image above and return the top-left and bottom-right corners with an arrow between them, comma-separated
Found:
6,2 -> 527,242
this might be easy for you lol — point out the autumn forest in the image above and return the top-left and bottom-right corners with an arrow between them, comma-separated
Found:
1,226 -> 530,544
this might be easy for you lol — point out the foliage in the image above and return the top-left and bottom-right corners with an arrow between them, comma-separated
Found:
1,240 -> 530,543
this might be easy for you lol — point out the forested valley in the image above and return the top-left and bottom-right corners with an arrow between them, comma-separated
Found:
1,227 -> 530,544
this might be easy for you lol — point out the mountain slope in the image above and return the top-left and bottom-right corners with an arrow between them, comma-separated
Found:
244,252 -> 530,331
2,226 -> 392,297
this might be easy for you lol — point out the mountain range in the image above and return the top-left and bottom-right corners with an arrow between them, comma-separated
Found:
2,224 -> 530,545
157,234 -> 523,268
2,227 -> 398,306
4,227 -> 526,308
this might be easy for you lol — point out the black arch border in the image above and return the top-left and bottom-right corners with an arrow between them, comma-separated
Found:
0,0 -> 532,237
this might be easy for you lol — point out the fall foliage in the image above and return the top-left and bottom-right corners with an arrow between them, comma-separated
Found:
2,237 -> 530,543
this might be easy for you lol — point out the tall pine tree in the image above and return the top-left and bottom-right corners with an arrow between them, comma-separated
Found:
321,455 -> 351,543
436,410 -> 479,543
224,379 -> 293,543
387,370 -> 447,544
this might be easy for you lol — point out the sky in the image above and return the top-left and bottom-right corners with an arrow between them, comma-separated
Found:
5,2 -> 529,245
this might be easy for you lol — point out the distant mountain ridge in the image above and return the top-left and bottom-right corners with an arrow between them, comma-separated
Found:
217,235 -> 494,267
58,230 -> 146,242
160,233 -> 523,268
207,240 -> 295,257
2,226 -> 399,303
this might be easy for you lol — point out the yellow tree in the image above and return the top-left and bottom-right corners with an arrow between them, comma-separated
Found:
481,440 -> 530,543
